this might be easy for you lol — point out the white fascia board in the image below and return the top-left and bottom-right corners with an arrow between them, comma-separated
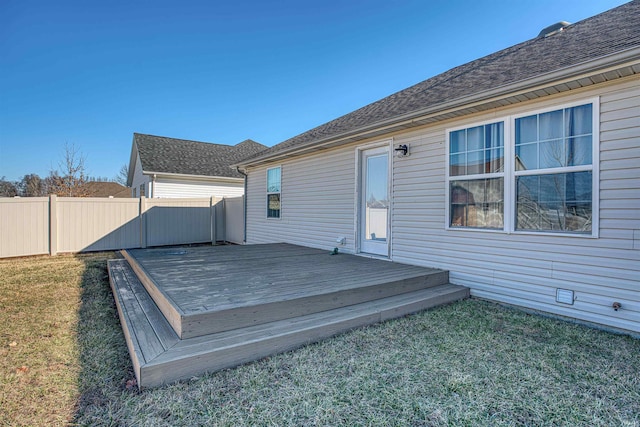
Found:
142,171 -> 244,183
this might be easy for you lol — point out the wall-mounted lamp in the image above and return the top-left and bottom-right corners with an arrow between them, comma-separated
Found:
395,144 -> 409,157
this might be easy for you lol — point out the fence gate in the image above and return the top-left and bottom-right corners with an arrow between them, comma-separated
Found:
223,196 -> 245,244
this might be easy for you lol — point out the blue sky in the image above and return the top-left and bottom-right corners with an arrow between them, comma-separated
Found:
0,0 -> 628,182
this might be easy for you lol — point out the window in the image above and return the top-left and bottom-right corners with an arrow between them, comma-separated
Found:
514,104 -> 594,233
446,100 -> 597,236
139,183 -> 146,198
448,121 -> 505,229
266,167 -> 281,218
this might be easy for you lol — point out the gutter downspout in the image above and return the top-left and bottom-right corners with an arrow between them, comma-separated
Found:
236,167 -> 248,244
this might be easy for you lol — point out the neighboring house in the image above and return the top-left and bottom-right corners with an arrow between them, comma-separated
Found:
236,3 -> 640,334
127,133 -> 266,198
81,181 -> 131,198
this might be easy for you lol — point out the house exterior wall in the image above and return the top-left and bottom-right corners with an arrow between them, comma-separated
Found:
246,147 -> 358,252
131,155 -> 150,197
153,178 -> 244,199
245,76 -> 640,333
131,151 -> 244,199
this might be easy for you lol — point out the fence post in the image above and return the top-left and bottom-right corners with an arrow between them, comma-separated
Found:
221,197 -> 226,243
49,195 -> 58,256
140,196 -> 147,248
210,197 -> 216,245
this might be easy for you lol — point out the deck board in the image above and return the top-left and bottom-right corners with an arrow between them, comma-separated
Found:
143,284 -> 469,387
126,244 -> 443,314
123,244 -> 448,338
109,243 -> 470,388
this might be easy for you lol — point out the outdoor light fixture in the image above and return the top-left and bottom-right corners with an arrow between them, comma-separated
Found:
395,144 -> 409,157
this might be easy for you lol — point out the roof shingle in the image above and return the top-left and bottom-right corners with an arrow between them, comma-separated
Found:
134,134 -> 266,179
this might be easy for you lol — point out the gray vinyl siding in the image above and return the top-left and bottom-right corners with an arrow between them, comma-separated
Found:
131,155 -> 150,197
246,147 -> 357,252
391,77 -> 639,333
153,178 -> 243,199
245,76 -> 640,333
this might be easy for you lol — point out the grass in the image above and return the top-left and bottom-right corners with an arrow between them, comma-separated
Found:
1,253 -> 639,426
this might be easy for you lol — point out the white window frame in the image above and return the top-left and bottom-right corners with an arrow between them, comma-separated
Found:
445,117 -> 510,234
266,166 -> 282,219
445,97 -> 599,237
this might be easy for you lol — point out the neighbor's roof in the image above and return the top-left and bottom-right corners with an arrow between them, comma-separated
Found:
81,181 -> 131,198
239,1 -> 640,166
133,133 -> 267,179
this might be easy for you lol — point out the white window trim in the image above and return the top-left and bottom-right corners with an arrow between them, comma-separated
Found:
445,117 -> 509,233
266,165 -> 282,220
445,97 -> 599,238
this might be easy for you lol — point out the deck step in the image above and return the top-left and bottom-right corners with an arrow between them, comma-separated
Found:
121,246 -> 450,338
108,259 -> 469,388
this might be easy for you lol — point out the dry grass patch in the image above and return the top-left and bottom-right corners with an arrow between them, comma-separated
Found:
1,252 -> 639,426
0,253 -> 121,427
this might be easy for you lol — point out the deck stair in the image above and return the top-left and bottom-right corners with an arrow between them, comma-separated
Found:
108,244 -> 469,388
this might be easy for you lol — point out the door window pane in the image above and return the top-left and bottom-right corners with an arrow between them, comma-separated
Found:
365,154 -> 388,241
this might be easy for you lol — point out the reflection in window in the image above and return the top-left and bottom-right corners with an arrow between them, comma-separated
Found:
516,172 -> 592,233
515,104 -> 592,170
450,122 -> 504,176
449,121 -> 504,229
450,178 -> 504,228
266,167 -> 281,218
514,103 -> 594,234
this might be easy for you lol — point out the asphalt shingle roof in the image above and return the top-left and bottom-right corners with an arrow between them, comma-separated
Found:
82,181 -> 131,198
241,1 -> 640,163
134,133 -> 267,179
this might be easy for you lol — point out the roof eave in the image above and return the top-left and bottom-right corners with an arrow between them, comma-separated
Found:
141,170 -> 244,183
237,46 -> 640,168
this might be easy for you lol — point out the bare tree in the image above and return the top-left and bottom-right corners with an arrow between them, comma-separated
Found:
0,176 -> 18,197
17,174 -> 46,197
114,163 -> 129,186
47,143 -> 90,197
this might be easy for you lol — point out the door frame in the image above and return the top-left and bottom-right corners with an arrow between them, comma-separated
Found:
354,140 -> 393,258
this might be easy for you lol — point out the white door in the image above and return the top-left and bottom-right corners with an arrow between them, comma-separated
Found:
359,146 -> 390,256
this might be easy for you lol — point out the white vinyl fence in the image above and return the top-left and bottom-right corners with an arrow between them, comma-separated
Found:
0,195 -> 245,258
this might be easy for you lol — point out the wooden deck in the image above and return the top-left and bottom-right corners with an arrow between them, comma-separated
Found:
108,243 -> 469,388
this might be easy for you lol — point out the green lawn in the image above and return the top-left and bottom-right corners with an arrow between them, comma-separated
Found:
1,253 -> 638,426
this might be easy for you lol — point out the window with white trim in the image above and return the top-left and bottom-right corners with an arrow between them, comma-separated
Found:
448,121 -> 504,229
446,100 -> 597,235
266,166 -> 281,218
515,103 -> 594,233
